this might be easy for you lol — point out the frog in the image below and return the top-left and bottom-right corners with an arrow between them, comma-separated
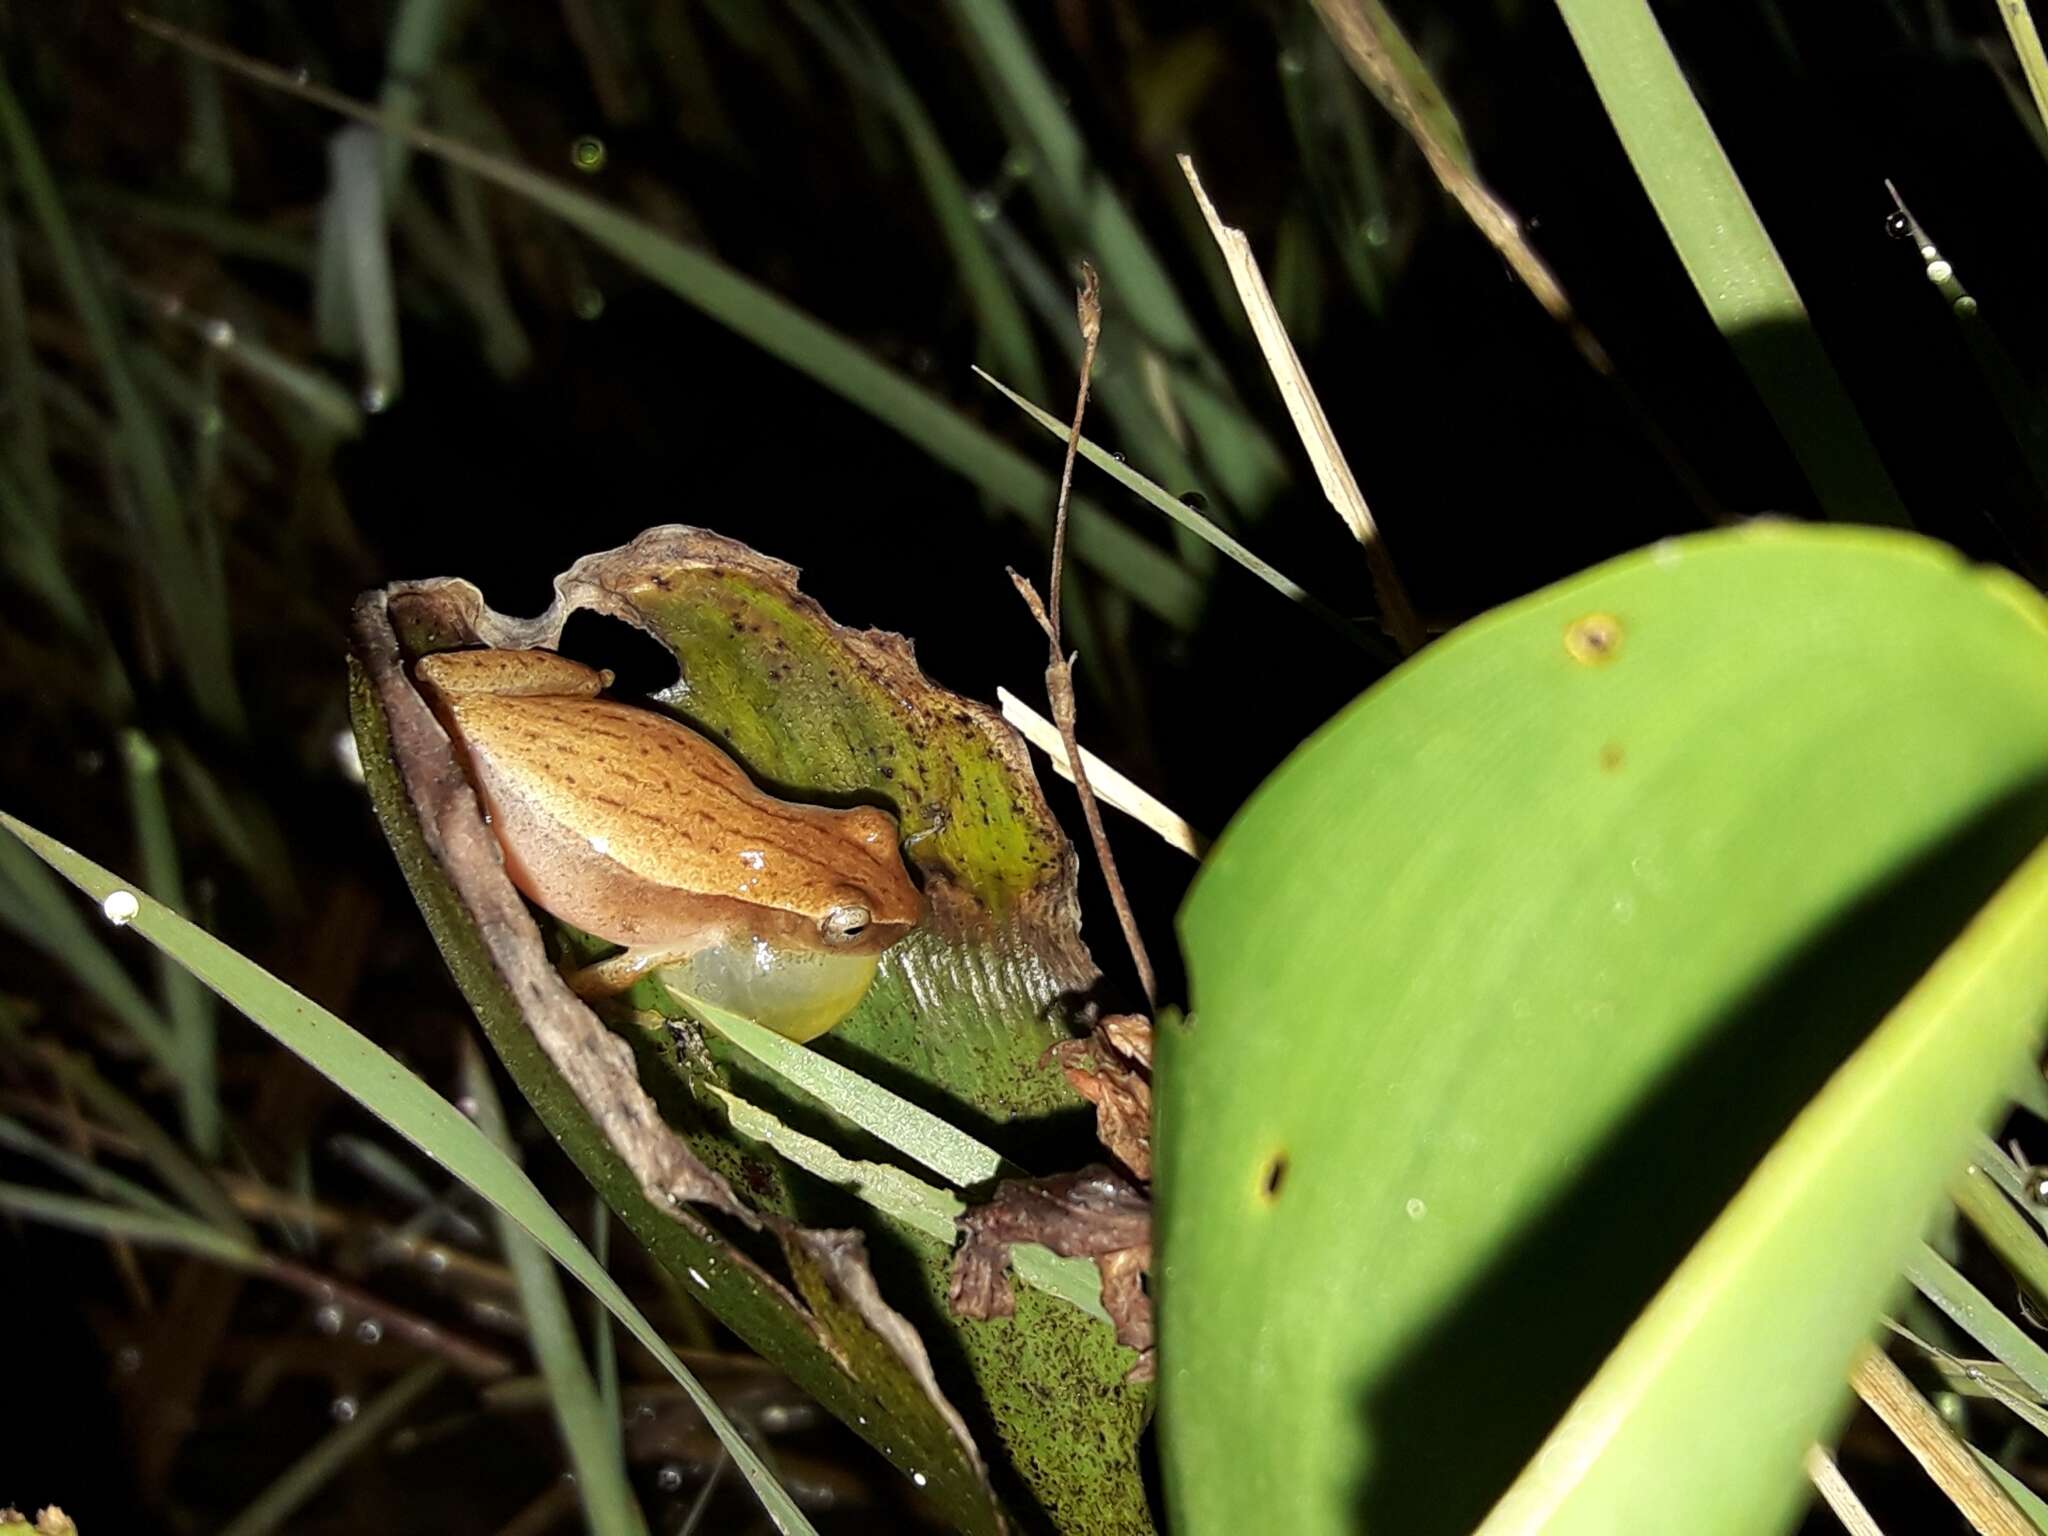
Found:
413,646 -> 923,1041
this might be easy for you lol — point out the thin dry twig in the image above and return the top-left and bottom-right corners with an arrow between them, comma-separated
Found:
1178,154 -> 1425,655
1805,1444 -> 1886,1536
997,687 -> 1206,860
1012,263 -> 1157,1009
1850,1345 -> 2034,1536
1046,264 -> 1102,652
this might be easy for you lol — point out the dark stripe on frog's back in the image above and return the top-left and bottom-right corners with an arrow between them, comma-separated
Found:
453,691 -> 887,904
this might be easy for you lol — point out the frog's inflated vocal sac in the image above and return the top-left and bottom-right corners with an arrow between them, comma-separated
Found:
415,647 -> 923,1041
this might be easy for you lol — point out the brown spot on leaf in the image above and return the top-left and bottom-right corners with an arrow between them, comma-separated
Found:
1259,1151 -> 1289,1203
1564,612 -> 1624,665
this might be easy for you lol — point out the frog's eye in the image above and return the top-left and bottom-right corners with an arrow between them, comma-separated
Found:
820,903 -> 872,946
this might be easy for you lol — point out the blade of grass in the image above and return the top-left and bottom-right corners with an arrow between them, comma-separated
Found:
160,737 -> 304,917
121,729 -> 220,1158
327,125 -> 402,410
589,1195 -> 621,1435
69,184 -> 315,270
937,0 -> 1203,365
704,1081 -> 963,1245
217,1360 -> 447,1536
0,459 -> 92,639
1885,183 -> 2048,556
378,0 -> 462,195
1996,1 -> 2048,139
0,202 -> 55,509
1954,1160 -> 2048,1307
0,65 -> 245,732
0,810 -> 820,1536
0,1111 -> 195,1222
685,991 -> 1009,1189
0,827 -> 177,1075
1889,1320 -> 2048,1437
463,1040 -> 648,1536
980,208 -> 1222,568
0,1179 -> 260,1266
704,1079 -> 1111,1326
128,15 -> 1200,628
171,310 -> 365,440
1547,0 -> 1908,526
399,185 -> 534,378
790,0 -> 1044,404
1277,22 -> 1395,315
1179,155 -> 1423,654
938,0 -> 1285,514
36,1044 -> 250,1238
1903,1242 -> 2048,1402
122,278 -> 366,441
181,43 -> 232,201
976,366 -> 1391,656
1969,1135 -> 2048,1236
127,339 -> 274,482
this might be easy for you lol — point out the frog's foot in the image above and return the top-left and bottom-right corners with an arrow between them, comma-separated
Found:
565,943 -> 701,999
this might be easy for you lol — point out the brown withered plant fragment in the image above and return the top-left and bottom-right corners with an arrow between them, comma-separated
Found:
949,1166 -> 1155,1381
1047,1013 -> 1153,1181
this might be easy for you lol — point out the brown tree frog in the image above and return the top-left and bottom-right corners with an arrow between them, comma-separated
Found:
414,647 -> 923,1041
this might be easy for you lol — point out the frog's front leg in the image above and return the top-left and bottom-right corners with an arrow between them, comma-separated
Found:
566,942 -> 709,999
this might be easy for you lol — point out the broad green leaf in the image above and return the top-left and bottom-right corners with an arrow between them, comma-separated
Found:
1162,525 -> 2048,1536
353,527 -> 1153,1534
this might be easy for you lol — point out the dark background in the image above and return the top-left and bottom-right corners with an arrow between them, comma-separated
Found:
3,1 -> 2045,1530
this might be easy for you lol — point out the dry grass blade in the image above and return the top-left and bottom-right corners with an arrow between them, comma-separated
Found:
1308,0 -> 1604,370
1849,1346 -> 2035,1536
997,688 -> 1205,859
1804,1445 -> 1886,1536
1997,1 -> 2048,139
1179,154 -> 1423,655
